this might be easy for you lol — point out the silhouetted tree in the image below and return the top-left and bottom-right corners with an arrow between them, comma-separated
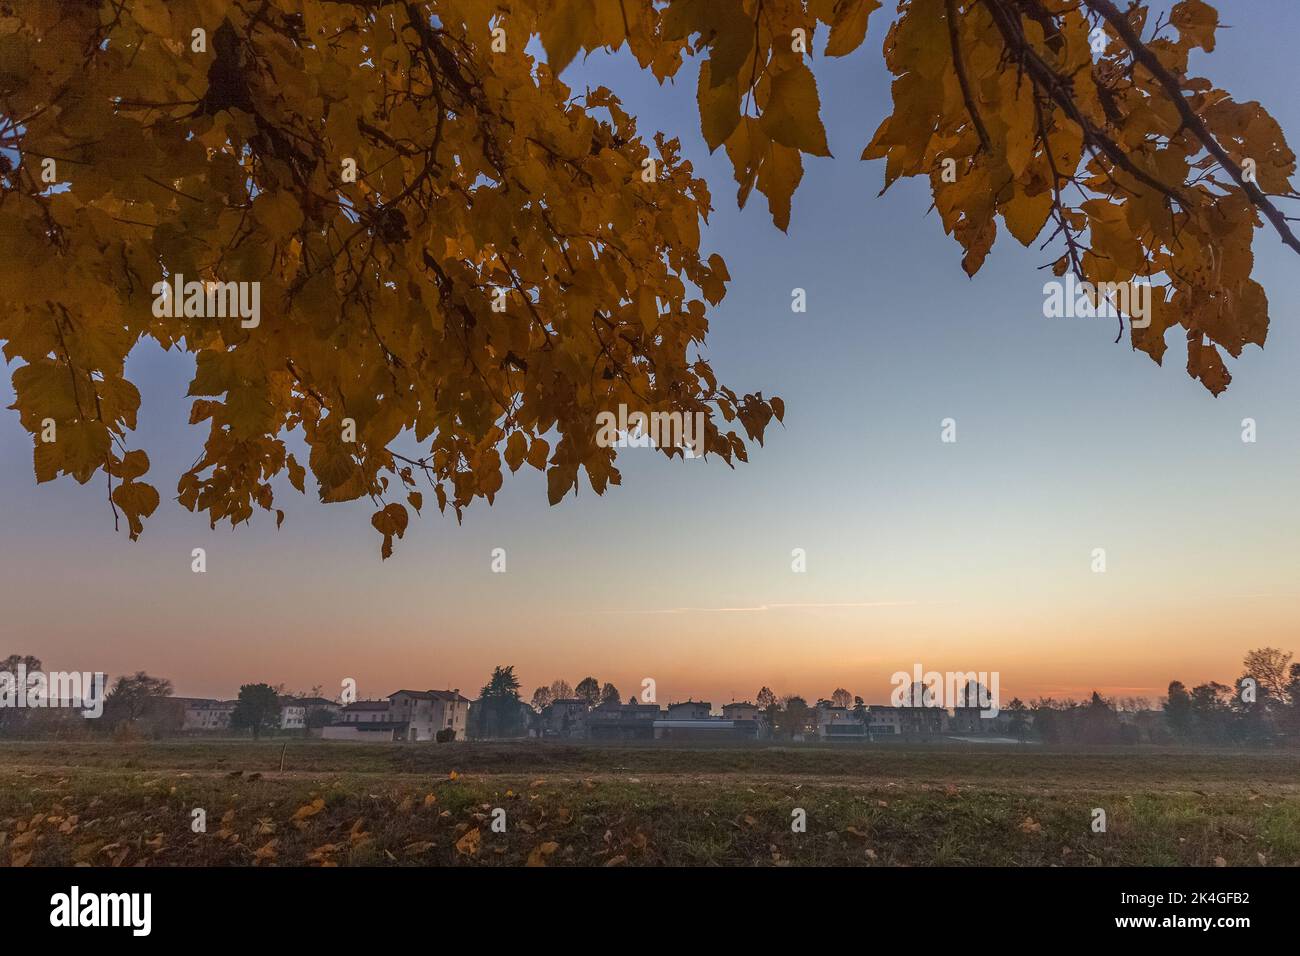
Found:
575,677 -> 600,709
1081,692 -> 1120,745
1006,698 -> 1029,742
778,696 -> 811,740
0,654 -> 41,675
230,684 -> 280,740
1286,664 -> 1300,734
0,655 -> 42,731
479,666 -> 524,737
105,671 -> 173,723
1190,682 -> 1234,743
1164,681 -> 1193,739
1241,647 -> 1294,705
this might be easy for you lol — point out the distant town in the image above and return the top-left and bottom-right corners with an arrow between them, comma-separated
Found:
3,648 -> 1297,747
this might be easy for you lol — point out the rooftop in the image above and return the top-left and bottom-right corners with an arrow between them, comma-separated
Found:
343,700 -> 391,712
389,689 -> 470,703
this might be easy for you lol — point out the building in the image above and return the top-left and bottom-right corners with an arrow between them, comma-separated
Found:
652,718 -> 757,741
721,701 -> 759,722
180,698 -> 236,732
587,698 -> 663,740
896,705 -> 948,736
866,707 -> 901,737
321,722 -> 407,742
893,682 -> 950,736
721,701 -> 769,739
817,706 -> 867,741
339,700 -> 392,723
540,698 -> 589,738
388,689 -> 470,741
279,697 -> 307,731
949,681 -> 997,734
666,700 -> 712,720
295,696 -> 341,731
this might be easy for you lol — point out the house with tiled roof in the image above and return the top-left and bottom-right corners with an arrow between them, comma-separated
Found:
388,689 -> 470,741
338,699 -> 392,722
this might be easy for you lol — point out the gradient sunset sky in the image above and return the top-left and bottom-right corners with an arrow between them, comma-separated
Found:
2,4 -> 1298,709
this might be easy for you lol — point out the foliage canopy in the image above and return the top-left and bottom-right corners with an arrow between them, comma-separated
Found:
1,0 -> 1294,555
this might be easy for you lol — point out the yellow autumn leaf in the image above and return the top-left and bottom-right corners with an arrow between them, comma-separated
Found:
759,65 -> 832,157
698,61 -> 742,156
525,841 -> 560,867
1171,0 -> 1218,52
821,0 -> 881,57
252,190 -> 304,238
504,431 -> 527,473
455,827 -> 481,857
292,798 -> 325,823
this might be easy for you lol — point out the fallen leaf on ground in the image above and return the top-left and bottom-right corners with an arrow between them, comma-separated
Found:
292,798 -> 325,827
455,828 -> 481,857
526,841 -> 560,867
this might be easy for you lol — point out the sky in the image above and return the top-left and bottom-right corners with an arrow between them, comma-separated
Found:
2,3 -> 1298,710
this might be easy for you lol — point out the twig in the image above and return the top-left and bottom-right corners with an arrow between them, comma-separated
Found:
1084,0 -> 1300,256
946,0 -> 992,152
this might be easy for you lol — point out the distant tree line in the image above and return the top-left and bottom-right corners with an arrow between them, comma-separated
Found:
5,647 -> 1296,746
528,676 -> 621,713
1162,648 -> 1298,745
743,648 -> 1300,747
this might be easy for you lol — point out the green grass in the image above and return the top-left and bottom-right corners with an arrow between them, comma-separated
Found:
0,740 -> 1296,866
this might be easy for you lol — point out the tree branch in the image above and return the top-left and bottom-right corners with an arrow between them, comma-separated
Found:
946,0 -> 991,152
982,0 -> 1187,207
1084,0 -> 1300,256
